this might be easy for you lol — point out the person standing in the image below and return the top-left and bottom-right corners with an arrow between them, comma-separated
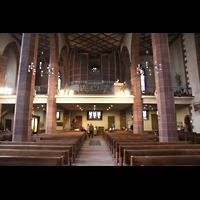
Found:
86,124 -> 90,139
89,123 -> 94,138
112,122 -> 115,129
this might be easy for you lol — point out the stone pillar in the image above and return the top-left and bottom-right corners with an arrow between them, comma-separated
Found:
13,33 -> 39,141
45,33 -> 59,134
151,33 -> 177,142
131,33 -> 144,133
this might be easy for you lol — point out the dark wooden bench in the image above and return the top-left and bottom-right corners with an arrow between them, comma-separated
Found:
0,144 -> 74,165
32,132 -> 85,153
0,133 -> 12,141
107,135 -> 158,153
130,155 -> 200,166
31,131 -> 86,162
115,141 -> 191,163
0,131 -> 86,166
1,140 -> 77,161
177,131 -> 200,144
0,156 -> 64,166
0,149 -> 69,166
110,136 -> 158,154
124,149 -> 200,166
118,144 -> 200,166
103,131 -> 158,153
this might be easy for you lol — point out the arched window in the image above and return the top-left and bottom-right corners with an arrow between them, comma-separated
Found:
140,70 -> 146,94
58,71 -> 61,92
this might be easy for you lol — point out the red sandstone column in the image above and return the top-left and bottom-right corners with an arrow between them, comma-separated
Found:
13,33 -> 39,141
151,33 -> 177,142
131,33 -> 144,133
45,33 -> 59,134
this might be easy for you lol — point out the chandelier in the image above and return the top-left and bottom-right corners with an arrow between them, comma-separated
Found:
28,52 -> 54,77
137,33 -> 162,75
137,50 -> 162,75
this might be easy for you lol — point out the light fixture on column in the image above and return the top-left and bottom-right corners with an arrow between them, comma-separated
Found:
139,50 -> 162,75
140,33 -> 162,76
28,52 -> 54,77
136,64 -> 144,75
154,61 -> 162,73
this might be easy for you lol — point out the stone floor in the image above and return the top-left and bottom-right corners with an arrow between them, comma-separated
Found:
74,134 -> 118,166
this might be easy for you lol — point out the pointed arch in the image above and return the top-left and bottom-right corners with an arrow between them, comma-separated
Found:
120,46 -> 130,82
3,42 -> 20,89
59,45 -> 69,86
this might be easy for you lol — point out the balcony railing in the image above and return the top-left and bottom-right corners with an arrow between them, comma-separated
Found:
141,86 -> 193,96
35,86 -> 47,94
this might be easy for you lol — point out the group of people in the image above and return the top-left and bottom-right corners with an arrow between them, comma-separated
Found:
0,128 -> 11,133
79,124 -> 95,139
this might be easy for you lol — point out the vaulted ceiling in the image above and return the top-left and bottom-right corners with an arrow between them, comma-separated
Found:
9,33 -> 181,60
66,33 -> 124,58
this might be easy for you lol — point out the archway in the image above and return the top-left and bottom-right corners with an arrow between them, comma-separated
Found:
121,46 -> 131,88
59,46 -> 69,87
3,42 -> 20,90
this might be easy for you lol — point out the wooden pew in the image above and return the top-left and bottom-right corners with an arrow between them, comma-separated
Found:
107,135 -> 158,153
0,149 -> 69,166
115,141 -> 191,163
0,131 -> 86,166
0,142 -> 74,163
103,131 -> 158,153
32,132 -> 85,153
31,131 -> 86,162
0,156 -> 65,166
130,155 -> 200,166
177,131 -> 200,144
110,136 -> 158,154
1,140 -> 77,161
0,133 -> 12,141
0,144 -> 74,166
124,149 -> 200,166
118,144 -> 200,166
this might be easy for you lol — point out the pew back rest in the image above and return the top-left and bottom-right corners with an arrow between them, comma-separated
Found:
124,149 -> 200,166
130,155 -> 200,166
0,149 -> 69,166
0,156 -> 64,166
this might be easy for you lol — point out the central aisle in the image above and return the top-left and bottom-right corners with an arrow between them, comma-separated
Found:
74,134 -> 118,166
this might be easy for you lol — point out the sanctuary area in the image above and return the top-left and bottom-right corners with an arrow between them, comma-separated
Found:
0,33 -> 200,166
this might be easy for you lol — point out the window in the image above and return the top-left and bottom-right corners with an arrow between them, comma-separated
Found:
58,71 -> 61,93
56,111 -> 60,120
143,110 -> 149,120
140,73 -> 146,93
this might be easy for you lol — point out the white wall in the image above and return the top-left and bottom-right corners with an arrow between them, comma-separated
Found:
183,33 -> 200,133
4,46 -> 17,90
170,35 -> 186,89
0,33 -> 21,55
120,33 -> 132,63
